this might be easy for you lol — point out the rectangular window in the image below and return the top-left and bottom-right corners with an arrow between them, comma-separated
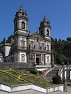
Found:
47,56 -> 49,62
22,22 -> 25,29
21,41 -> 25,48
46,45 -> 50,50
35,41 -> 39,49
30,53 -> 34,58
41,43 -> 44,50
30,41 -> 34,48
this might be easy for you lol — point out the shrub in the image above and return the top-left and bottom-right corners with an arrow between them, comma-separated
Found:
30,69 -> 37,74
42,70 -> 47,75
3,77 -> 11,81
52,74 -> 61,84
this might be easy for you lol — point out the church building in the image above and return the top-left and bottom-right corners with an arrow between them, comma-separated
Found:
0,6 -> 52,69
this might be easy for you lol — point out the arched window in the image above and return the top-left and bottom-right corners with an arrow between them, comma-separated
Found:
47,29 -> 49,35
21,22 -> 25,29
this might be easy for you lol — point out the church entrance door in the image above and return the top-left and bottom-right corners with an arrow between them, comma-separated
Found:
36,55 -> 40,65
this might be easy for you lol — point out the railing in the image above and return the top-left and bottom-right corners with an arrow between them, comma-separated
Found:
17,46 -> 27,50
29,47 -> 51,53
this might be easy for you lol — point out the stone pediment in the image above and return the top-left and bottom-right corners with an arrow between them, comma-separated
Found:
29,32 -> 50,41
29,33 -> 45,40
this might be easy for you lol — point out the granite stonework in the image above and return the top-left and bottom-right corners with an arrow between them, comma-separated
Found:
0,5 -> 52,70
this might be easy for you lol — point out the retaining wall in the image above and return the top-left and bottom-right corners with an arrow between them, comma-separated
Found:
0,84 -> 63,93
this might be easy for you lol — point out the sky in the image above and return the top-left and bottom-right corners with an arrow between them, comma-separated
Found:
0,0 -> 71,41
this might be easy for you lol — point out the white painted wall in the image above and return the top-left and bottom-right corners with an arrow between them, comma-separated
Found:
47,85 -> 63,93
0,84 -> 63,93
0,84 -> 11,92
5,46 -> 11,57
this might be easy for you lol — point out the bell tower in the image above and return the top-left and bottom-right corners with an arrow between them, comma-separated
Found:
39,16 -> 51,39
14,5 -> 29,35
13,5 -> 29,62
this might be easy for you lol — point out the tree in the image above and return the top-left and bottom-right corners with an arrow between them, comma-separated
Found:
51,37 -> 71,65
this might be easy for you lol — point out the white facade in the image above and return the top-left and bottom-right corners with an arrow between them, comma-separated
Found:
0,6 -> 52,68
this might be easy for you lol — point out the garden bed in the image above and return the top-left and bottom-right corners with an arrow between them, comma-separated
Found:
0,68 -> 55,88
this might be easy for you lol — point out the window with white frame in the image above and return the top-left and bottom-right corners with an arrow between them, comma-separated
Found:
21,22 -> 25,29
36,41 -> 39,49
21,41 -> 25,48
21,54 -> 25,61
46,45 -> 50,50
30,41 -> 34,49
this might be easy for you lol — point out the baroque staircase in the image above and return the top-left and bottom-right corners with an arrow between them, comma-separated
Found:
44,66 -> 62,82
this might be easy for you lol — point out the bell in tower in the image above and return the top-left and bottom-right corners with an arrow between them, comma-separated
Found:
14,5 -> 29,35
39,16 -> 51,39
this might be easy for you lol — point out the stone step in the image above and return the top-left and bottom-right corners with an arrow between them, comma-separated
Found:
45,67 -> 60,82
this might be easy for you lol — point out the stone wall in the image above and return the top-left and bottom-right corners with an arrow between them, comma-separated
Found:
0,62 -> 34,69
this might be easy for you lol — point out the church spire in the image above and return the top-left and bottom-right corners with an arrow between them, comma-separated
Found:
43,15 -> 47,22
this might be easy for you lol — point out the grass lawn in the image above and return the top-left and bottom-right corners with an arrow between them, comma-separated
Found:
0,68 -> 56,88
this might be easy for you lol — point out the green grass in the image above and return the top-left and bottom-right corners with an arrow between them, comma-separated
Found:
0,68 -> 55,88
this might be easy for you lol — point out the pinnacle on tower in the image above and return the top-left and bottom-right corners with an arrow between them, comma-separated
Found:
43,15 -> 47,22
18,5 -> 24,13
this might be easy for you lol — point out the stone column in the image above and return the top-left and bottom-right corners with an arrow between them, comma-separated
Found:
34,53 -> 36,63
44,54 -> 45,65
17,52 -> 20,62
41,54 -> 44,65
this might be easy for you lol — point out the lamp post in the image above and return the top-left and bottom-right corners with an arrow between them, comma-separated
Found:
62,62 -> 67,92
51,52 -> 54,68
